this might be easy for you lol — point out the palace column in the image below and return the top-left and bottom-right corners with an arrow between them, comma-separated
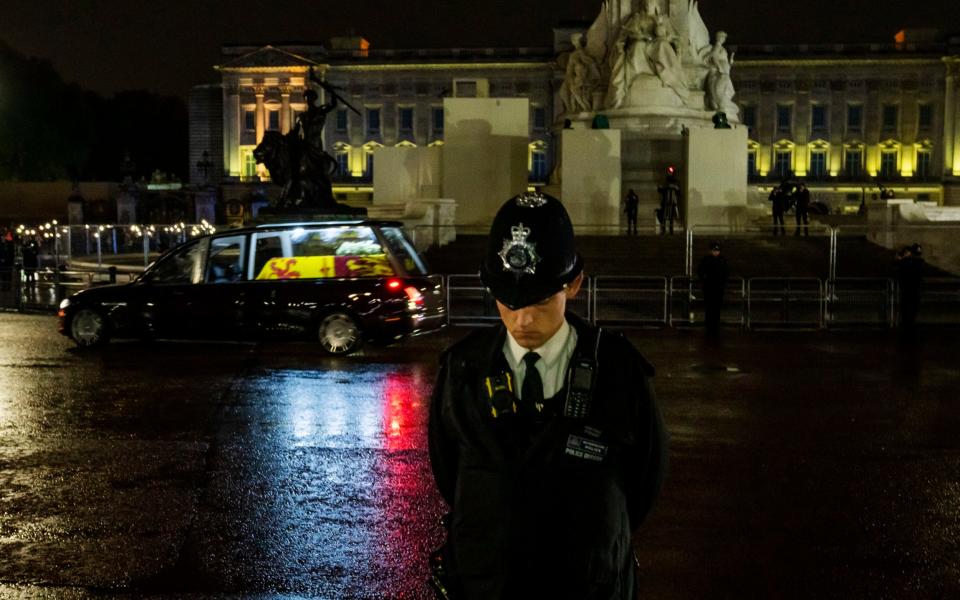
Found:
943,58 -> 959,175
280,86 -> 293,133
224,83 -> 241,177
254,84 -> 267,144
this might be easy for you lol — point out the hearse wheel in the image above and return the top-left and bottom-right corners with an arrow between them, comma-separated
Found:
70,307 -> 110,348
318,311 -> 362,355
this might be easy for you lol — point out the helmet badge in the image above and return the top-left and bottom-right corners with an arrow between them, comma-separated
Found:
515,191 -> 548,208
498,222 -> 540,276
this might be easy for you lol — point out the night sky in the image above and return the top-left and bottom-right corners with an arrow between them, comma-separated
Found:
2,0 -> 959,99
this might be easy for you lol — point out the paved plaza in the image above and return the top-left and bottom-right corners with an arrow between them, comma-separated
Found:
0,313 -> 957,598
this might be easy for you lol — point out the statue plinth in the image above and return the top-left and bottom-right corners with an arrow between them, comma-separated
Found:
566,101 -> 716,135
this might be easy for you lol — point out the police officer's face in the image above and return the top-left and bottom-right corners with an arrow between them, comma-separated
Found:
496,273 -> 584,350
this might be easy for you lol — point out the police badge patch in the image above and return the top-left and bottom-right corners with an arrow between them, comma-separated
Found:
498,222 -> 540,276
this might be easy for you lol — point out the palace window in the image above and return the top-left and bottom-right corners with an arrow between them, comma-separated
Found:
811,105 -> 827,132
336,150 -> 350,175
336,109 -> 348,133
847,104 -> 863,131
533,107 -> 546,130
267,110 -> 280,131
432,107 -> 444,136
367,108 -> 381,135
880,149 -> 898,178
844,147 -> 863,177
916,149 -> 932,178
742,105 -> 756,131
530,148 -> 547,181
774,149 -> 793,178
809,149 -> 827,178
244,110 -> 256,131
776,105 -> 792,132
918,104 -> 933,130
242,149 -> 257,179
882,105 -> 899,132
366,152 -> 375,178
455,81 -> 477,97
747,148 -> 758,177
399,107 -> 414,133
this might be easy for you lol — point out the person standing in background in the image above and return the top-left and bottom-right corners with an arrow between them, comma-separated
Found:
624,188 -> 639,235
697,241 -> 729,336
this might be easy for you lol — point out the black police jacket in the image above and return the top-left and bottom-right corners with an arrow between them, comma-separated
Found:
428,314 -> 667,600
697,255 -> 729,293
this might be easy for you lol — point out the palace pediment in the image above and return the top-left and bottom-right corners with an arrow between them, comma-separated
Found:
216,46 -> 319,71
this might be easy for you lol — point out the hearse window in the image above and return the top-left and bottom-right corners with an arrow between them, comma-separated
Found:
380,227 -> 427,275
206,235 -> 247,283
252,233 -> 285,279
149,240 -> 206,285
254,226 -> 395,280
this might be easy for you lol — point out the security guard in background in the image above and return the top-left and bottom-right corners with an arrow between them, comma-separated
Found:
697,241 -> 729,335
428,192 -> 668,599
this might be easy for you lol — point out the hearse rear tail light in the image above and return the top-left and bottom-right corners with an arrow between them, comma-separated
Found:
404,285 -> 424,309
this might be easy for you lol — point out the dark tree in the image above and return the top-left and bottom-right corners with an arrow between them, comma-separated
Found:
0,39 -> 187,183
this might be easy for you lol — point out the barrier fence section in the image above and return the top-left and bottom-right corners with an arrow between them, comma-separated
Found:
0,265 -> 136,311
592,277 -> 668,326
746,278 -> 824,329
668,276 -> 747,327
916,278 -> 960,325
9,223 -> 215,273
6,267 -> 959,330
826,278 -> 896,328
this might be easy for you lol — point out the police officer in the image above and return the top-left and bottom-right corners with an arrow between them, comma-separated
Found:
624,188 -> 639,235
897,243 -> 924,333
794,182 -> 811,236
428,192 -> 667,600
769,183 -> 787,236
657,174 -> 681,235
697,241 -> 729,335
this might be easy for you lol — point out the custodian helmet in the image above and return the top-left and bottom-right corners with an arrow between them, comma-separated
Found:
480,191 -> 583,310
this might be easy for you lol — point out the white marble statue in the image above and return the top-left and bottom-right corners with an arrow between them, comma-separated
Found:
647,20 -> 689,102
606,0 -> 688,107
560,33 -> 601,113
702,31 -> 738,118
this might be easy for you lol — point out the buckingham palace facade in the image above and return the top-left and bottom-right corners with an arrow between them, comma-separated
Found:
189,31 -> 960,210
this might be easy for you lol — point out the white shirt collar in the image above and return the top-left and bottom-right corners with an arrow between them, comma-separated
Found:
504,320 -> 571,370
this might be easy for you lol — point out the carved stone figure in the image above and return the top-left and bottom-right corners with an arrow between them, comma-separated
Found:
559,33 -> 601,114
647,21 -> 689,102
703,31 -> 738,118
606,0 -> 688,108
606,1 -> 659,108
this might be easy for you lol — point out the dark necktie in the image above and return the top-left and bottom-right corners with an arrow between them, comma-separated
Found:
521,352 -> 544,407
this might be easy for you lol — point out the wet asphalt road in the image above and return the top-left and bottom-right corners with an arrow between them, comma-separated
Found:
0,312 -> 958,599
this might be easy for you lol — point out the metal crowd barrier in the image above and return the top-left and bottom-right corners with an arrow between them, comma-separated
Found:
4,265 -> 958,331
0,266 -> 136,311
914,278 -> 960,325
668,276 -> 747,327
592,276 -> 668,326
746,278 -> 825,330
438,275 -> 960,330
825,278 -> 896,328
